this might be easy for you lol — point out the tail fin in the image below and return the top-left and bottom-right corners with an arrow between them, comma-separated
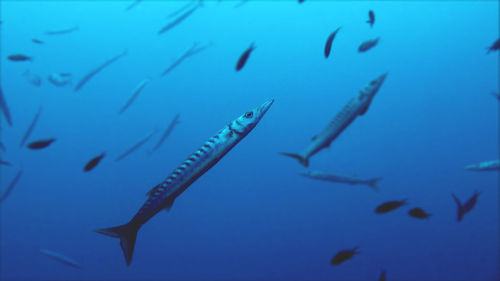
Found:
279,152 -> 308,167
451,193 -> 464,222
367,178 -> 382,192
94,222 -> 139,266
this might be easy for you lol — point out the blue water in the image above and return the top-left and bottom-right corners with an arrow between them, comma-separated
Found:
1,1 -> 499,280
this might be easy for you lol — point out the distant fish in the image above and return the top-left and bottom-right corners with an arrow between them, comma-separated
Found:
115,130 -> 157,162
32,38 -> 44,44
0,84 -> 13,126
300,170 -> 381,191
167,0 -> 198,18
19,106 -> 42,148
84,152 -> 106,172
236,43 -> 256,71
7,54 -> 32,62
150,114 -> 180,153
27,138 -> 56,150
298,0 -> 305,3
48,72 -> 72,87
74,50 -> 127,92
452,191 -> 480,222
491,92 -> 500,100
39,249 -> 81,269
486,38 -> 499,54
408,207 -> 431,219
22,70 -> 42,87
161,42 -> 211,77
125,0 -> 142,11
234,0 -> 249,8
464,159 -> 499,171
367,10 -> 375,27
43,25 -> 79,35
280,73 -> 388,167
0,169 -> 23,204
324,26 -> 341,58
375,199 -> 407,214
0,141 -> 5,151
330,246 -> 359,265
158,2 -> 202,35
358,37 -> 380,53
0,160 -> 12,166
119,78 -> 151,114
379,269 -> 386,281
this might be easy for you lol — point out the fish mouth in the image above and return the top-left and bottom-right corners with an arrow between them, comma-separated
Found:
257,99 -> 274,115
378,72 -> 388,83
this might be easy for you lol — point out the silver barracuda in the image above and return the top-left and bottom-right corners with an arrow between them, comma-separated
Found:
95,99 -> 274,265
464,159 -> 499,171
300,170 -> 382,191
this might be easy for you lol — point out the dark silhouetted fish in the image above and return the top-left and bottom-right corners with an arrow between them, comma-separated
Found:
408,207 -> 431,219
44,25 -> 79,35
379,269 -> 386,281
161,42 -> 211,77
39,249 -> 81,269
486,38 -> 499,54
125,0 -> 142,11
0,84 -> 13,126
0,169 -> 23,203
119,78 -> 150,114
32,38 -> 44,44
167,1 -> 197,18
0,141 -> 5,151
375,199 -> 407,214
330,246 -> 359,265
20,106 -> 42,147
298,0 -> 305,3
0,160 -> 12,166
7,54 -> 32,62
300,170 -> 381,191
158,2 -> 202,35
84,152 -> 106,172
464,159 -> 499,171
281,73 -> 387,167
115,130 -> 157,162
236,43 -> 256,71
95,100 -> 273,266
491,92 -> 500,100
22,70 -> 42,86
358,37 -> 379,53
27,138 -> 55,150
367,10 -> 375,27
452,191 -> 480,222
48,72 -> 72,87
150,114 -> 180,153
74,50 -> 127,92
324,26 -> 341,58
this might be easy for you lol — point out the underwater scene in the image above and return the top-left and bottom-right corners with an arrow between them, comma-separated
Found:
0,1 -> 499,280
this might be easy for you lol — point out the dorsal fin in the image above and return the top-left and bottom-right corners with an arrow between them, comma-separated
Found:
359,101 -> 371,116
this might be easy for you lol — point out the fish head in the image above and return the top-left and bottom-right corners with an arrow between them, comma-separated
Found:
231,99 -> 274,135
358,72 -> 388,102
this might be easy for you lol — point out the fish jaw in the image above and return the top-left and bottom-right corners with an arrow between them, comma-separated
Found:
230,99 -> 274,135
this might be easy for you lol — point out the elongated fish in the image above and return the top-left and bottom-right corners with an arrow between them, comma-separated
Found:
324,26 -> 341,58
358,37 -> 380,53
161,42 -> 211,77
115,130 -> 157,161
465,159 -> 499,171
28,138 -> 56,150
0,160 -> 12,166
167,0 -> 197,18
74,50 -> 127,92
0,169 -> 23,203
44,25 -> 79,35
150,114 -> 180,153
20,106 -> 42,147
158,2 -> 202,35
7,54 -> 32,62
486,38 -> 499,54
119,78 -> 150,114
0,84 -> 13,126
39,249 -> 81,269
125,0 -> 142,11
281,73 -> 387,167
95,100 -> 274,265
236,43 -> 256,71
84,152 -> 106,172
300,170 -> 381,191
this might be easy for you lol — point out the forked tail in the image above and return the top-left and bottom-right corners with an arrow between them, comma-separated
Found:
94,221 -> 140,265
451,193 -> 464,222
279,152 -> 309,167
367,178 -> 383,192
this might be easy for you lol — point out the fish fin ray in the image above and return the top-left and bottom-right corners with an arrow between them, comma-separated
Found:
367,178 -> 382,192
279,152 -> 309,167
94,222 -> 139,266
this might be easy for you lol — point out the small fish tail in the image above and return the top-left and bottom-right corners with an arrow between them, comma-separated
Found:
94,221 -> 140,266
367,178 -> 383,191
451,193 -> 464,222
279,152 -> 308,167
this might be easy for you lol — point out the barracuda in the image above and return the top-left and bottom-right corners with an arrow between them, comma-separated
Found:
95,99 -> 274,266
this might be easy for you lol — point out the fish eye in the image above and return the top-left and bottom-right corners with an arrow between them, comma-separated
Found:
370,80 -> 377,85
244,112 -> 253,118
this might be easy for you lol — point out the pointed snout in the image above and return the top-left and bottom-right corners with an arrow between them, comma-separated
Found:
257,99 -> 274,115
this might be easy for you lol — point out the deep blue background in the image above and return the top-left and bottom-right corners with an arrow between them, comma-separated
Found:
0,1 -> 498,280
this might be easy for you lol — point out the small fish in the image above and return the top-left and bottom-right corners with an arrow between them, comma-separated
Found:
44,25 -> 79,35
486,38 -> 499,54
74,50 -> 127,92
158,2 -> 202,35
330,246 -> 359,265
324,26 -> 341,58
19,106 -> 42,147
298,0 -> 305,3
234,0 -> 249,8
358,37 -> 380,53
464,159 -> 499,171
0,141 -> 5,151
0,160 -> 12,166
166,0 -> 197,18
39,249 -> 81,269
150,114 -> 180,153
452,191 -> 480,222
0,84 -> 13,126
48,72 -> 73,87
379,269 -> 386,281
115,130 -> 157,161
32,38 -> 44,44
119,79 -> 150,114
408,207 -> 431,219
367,10 -> 375,27
125,0 -> 142,11
27,138 -> 56,150
84,152 -> 106,172
375,199 -> 407,214
7,54 -> 32,62
491,92 -> 500,100
0,169 -> 23,203
22,70 -> 42,86
161,42 -> 211,77
300,170 -> 381,191
236,43 -> 256,71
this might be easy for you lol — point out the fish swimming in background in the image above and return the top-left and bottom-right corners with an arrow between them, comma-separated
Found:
161,42 -> 211,77
236,43 -> 256,71
491,92 -> 500,100
0,142 -> 5,151
48,72 -> 73,87
166,0 -> 198,18
84,152 -> 106,172
280,73 -> 387,167
119,78 -> 150,114
7,54 -> 32,62
367,10 -> 375,27
300,170 -> 382,191
27,138 -> 56,150
0,169 -> 23,204
375,199 -> 407,214
39,249 -> 81,269
464,159 -> 499,171
330,246 -> 359,265
44,25 -> 79,35
452,191 -> 480,222
298,0 -> 305,3
158,1 -> 202,35
22,70 -> 42,87
408,207 -> 431,219
486,38 -> 499,54
19,106 -> 42,147
379,269 -> 386,281
234,0 -> 249,8
125,0 -> 142,11
358,37 -> 380,53
95,99 -> 273,265
31,38 -> 44,44
0,160 -> 12,166
150,114 -> 180,153
115,130 -> 157,162
324,26 -> 341,58
74,50 -> 127,92
0,85 -> 13,126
